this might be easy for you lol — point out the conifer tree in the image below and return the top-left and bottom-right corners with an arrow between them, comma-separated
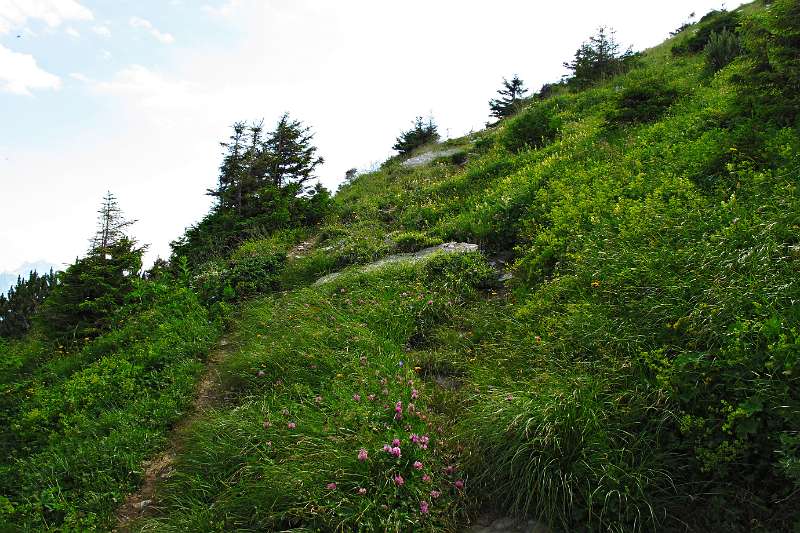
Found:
262,113 -> 324,192
489,75 -> 529,119
563,27 -> 635,89
91,191 -> 137,249
40,194 -> 144,343
393,116 -> 439,155
0,269 -> 56,338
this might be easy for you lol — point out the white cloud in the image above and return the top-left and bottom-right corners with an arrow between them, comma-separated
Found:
99,49 -> 112,60
65,25 -> 79,38
202,0 -> 241,18
129,16 -> 174,44
92,24 -> 110,37
69,72 -> 91,82
0,0 -> 93,34
0,43 -> 61,95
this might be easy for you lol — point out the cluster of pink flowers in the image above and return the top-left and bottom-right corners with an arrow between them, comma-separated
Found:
357,448 -> 368,462
353,393 -> 361,402
410,433 -> 430,450
287,422 -> 296,430
413,461 -> 424,470
419,500 -> 429,514
326,482 -> 337,490
411,388 -> 419,400
430,490 -> 441,499
383,443 -> 402,458
394,401 -> 403,420
394,474 -> 405,486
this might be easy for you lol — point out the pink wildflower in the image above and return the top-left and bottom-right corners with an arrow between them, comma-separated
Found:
422,474 -> 431,482
413,461 -> 423,470
367,394 -> 376,401
410,433 -> 420,443
430,490 -> 441,499
394,475 -> 405,486
383,444 -> 392,453
353,393 -> 361,402
358,448 -> 368,461
287,422 -> 296,429
392,438 -> 401,447
445,465 -> 455,475
427,300 -> 433,305
358,487 -> 367,495
326,482 -> 337,490
420,500 -> 429,514
391,446 -> 402,458
411,389 -> 419,400
454,479 -> 465,490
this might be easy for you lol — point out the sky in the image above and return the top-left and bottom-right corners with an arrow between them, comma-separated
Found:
0,0 -> 745,273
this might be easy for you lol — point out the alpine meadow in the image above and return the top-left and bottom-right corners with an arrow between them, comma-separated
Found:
1,0 -> 800,531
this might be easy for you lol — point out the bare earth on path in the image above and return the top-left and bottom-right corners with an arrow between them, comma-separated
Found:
113,337 -> 233,531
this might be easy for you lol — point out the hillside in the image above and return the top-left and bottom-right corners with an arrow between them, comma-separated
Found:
2,1 -> 800,531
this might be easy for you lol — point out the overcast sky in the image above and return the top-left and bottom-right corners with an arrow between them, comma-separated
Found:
0,0 -> 744,272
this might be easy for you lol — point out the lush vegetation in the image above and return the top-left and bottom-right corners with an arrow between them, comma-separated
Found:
2,1 -> 799,531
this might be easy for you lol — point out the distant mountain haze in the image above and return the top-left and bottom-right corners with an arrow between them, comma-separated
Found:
0,260 -> 59,294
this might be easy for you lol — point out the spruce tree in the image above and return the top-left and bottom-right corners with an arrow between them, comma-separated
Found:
262,113 -> 324,192
0,269 -> 56,338
393,116 -> 439,155
489,75 -> 529,119
40,194 -> 144,344
563,27 -> 635,89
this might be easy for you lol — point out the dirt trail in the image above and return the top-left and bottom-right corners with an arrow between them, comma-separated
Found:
113,337 -> 233,531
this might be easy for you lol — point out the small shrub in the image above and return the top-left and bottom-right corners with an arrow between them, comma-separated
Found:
672,9 -> 740,56
391,231 -> 442,253
704,29 -> 741,72
608,78 -> 679,125
498,103 -> 562,153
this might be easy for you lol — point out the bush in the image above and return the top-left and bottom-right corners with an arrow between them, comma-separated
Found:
393,116 -> 440,155
705,29 -> 741,72
608,78 -> 679,125
498,103 -> 562,153
671,9 -> 740,56
391,231 -> 442,253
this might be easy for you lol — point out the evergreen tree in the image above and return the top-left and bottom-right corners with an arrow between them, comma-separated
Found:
262,113 -> 324,192
563,27 -> 635,89
40,195 -> 144,343
489,75 -> 529,119
207,122 -> 248,212
0,269 -> 57,338
393,116 -> 439,155
91,191 -> 137,249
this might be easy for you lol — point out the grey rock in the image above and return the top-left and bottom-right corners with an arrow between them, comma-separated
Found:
401,148 -> 463,168
314,242 -> 479,286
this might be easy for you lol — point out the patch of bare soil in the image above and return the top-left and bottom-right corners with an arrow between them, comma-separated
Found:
113,338 -> 232,531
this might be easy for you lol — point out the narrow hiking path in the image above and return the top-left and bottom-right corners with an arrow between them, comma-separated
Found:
113,337 -> 234,531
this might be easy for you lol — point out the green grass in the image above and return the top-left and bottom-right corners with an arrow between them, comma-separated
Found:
5,2 -> 800,530
0,280 -> 221,531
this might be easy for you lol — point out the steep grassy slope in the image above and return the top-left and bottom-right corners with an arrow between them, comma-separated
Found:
134,4 -> 799,531
1,2 -> 798,531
